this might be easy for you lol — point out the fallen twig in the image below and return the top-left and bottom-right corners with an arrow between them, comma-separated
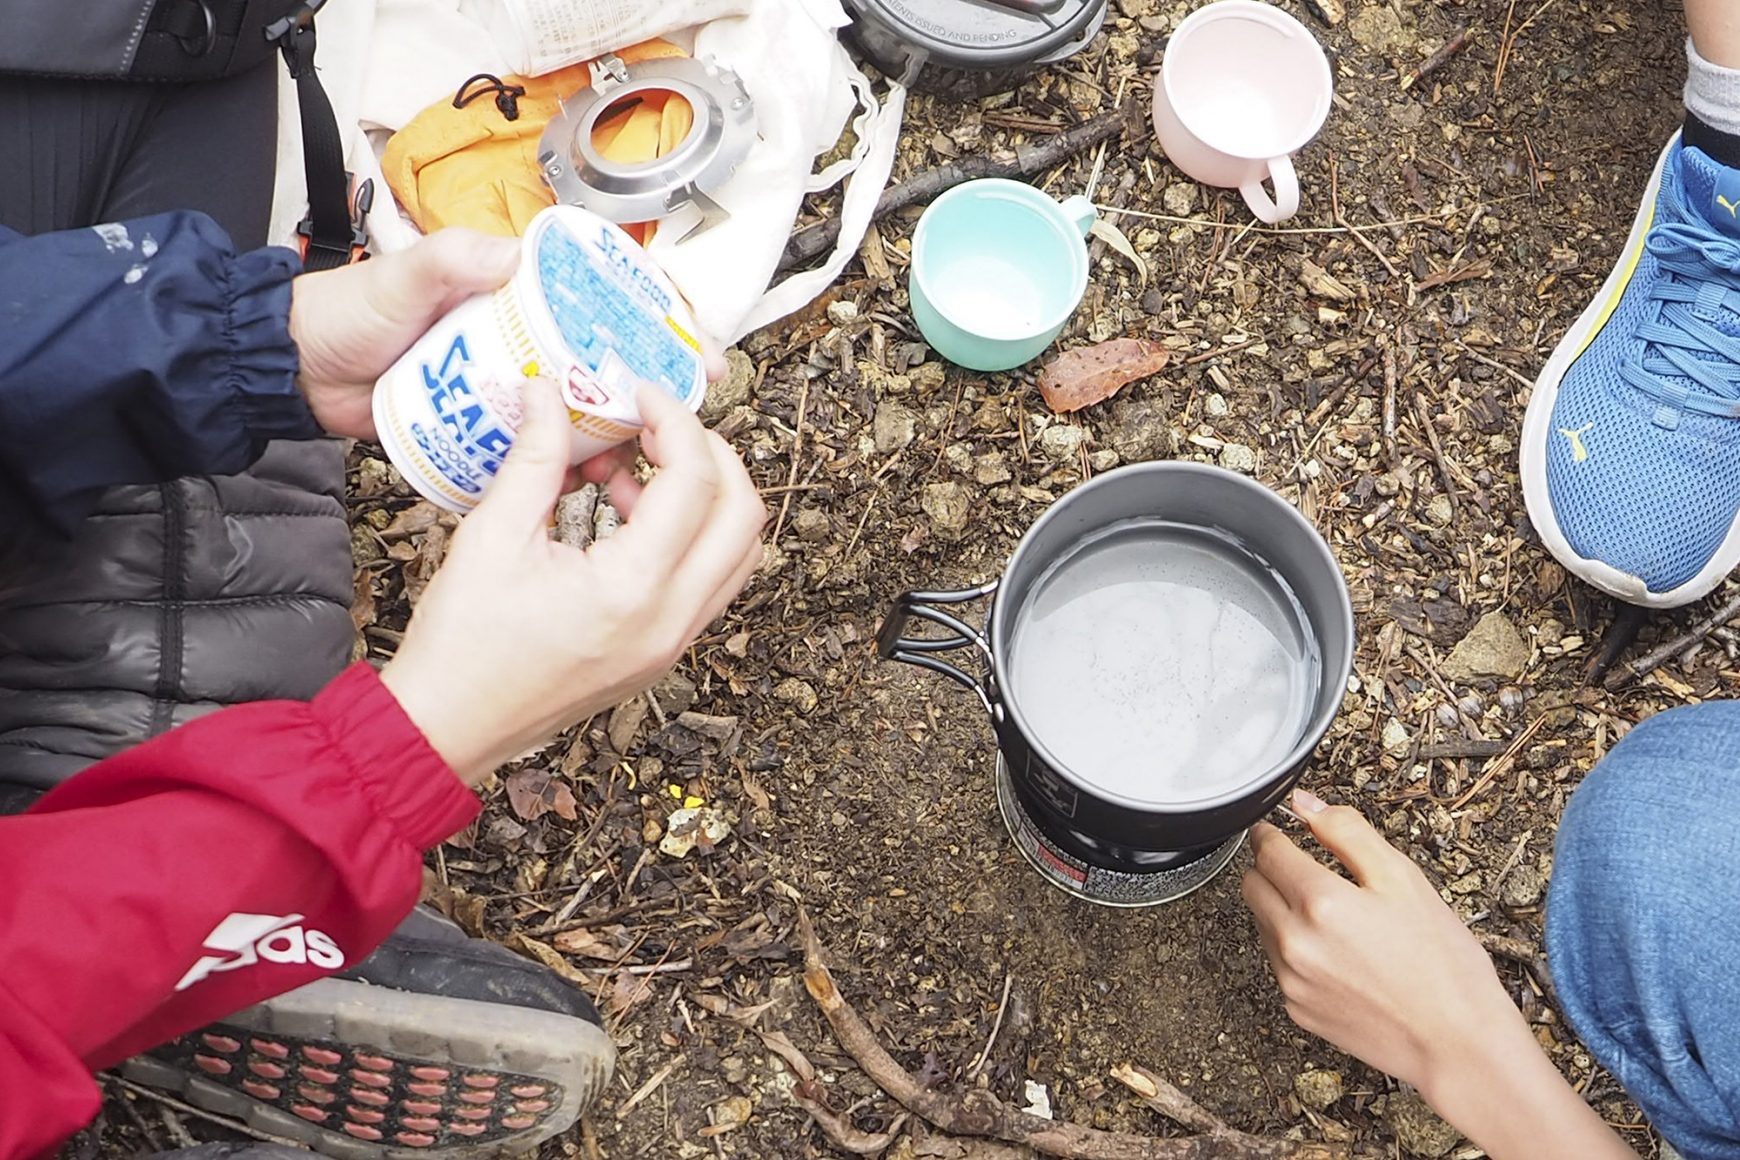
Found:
1603,588 -> 1740,690
1304,355 -> 1380,427
794,1079 -> 910,1156
1330,154 -> 1400,279
1475,931 -> 1558,1006
617,1056 -> 682,1120
969,974 -> 1016,1081
1109,1064 -> 1226,1136
799,911 -> 1357,1159
1447,714 -> 1548,811
1413,739 -> 1507,760
780,110 -> 1126,272
769,375 -> 811,547
106,1076 -> 304,1149
1411,393 -> 1461,523
1401,28 -> 1473,92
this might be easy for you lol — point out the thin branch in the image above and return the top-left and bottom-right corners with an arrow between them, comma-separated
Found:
106,1076 -> 305,1149
799,911 -> 1360,1159
1604,588 -> 1740,690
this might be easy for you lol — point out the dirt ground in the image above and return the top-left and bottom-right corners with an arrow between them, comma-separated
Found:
93,0 -> 1723,1157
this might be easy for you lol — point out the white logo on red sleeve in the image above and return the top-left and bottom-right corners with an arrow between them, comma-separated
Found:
174,912 -> 346,992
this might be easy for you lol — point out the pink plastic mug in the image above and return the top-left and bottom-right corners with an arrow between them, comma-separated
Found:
1151,0 -> 1333,224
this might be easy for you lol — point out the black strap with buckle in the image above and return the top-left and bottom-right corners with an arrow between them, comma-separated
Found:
266,1 -> 368,270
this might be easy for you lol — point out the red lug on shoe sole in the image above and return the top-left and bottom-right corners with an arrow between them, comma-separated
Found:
250,1039 -> 291,1059
350,1088 -> 390,1108
341,1124 -> 384,1141
300,1066 -> 339,1085
301,1046 -> 343,1066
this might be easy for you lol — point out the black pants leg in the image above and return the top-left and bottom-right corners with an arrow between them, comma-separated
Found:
0,63 -> 278,244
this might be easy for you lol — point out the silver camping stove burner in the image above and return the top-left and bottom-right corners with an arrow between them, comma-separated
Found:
539,54 -> 755,243
995,757 -> 1243,907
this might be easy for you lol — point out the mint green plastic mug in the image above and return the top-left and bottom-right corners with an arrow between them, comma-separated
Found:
909,179 -> 1098,372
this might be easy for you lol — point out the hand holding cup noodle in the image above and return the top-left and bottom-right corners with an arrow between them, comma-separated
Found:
382,376 -> 767,784
371,204 -> 712,512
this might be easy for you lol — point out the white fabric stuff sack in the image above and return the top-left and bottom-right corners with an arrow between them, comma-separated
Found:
649,0 -> 905,343
458,0 -> 750,76
324,0 -> 902,346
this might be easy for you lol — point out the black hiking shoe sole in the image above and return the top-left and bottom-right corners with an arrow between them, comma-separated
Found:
123,975 -> 615,1158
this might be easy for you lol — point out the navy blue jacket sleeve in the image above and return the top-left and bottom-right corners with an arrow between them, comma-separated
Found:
0,211 -> 321,534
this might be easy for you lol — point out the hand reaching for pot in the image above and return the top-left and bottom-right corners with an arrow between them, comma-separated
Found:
381,377 -> 766,785
1242,790 -> 1637,1160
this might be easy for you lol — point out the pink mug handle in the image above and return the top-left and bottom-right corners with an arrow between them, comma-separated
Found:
1239,155 -> 1299,225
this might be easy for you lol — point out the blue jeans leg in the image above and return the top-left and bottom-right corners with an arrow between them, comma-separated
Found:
1546,701 -> 1740,1159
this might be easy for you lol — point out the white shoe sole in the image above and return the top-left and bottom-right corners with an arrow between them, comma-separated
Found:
1520,132 -> 1740,609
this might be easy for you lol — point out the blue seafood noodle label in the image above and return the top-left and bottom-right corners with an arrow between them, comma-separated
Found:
410,332 -> 511,496
535,222 -> 702,405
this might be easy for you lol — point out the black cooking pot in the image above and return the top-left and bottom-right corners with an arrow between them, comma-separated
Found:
842,0 -> 1108,97
879,463 -> 1355,882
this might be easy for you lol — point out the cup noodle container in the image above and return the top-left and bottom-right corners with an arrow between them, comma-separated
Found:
373,205 -> 708,514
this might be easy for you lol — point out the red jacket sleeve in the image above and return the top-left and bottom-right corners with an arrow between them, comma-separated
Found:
0,663 -> 480,1160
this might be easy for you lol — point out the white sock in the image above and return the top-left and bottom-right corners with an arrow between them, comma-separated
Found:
1686,37 -> 1740,138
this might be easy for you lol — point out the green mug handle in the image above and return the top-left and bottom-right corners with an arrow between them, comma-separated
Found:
1058,193 -> 1098,237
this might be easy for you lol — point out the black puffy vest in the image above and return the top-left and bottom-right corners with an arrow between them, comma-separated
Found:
0,442 -> 354,808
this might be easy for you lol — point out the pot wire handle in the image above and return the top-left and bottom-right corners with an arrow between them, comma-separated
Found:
876,581 -> 1000,715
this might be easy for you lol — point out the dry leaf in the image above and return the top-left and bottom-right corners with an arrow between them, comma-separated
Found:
379,502 -> 442,541
1037,338 -> 1170,414
741,770 -> 771,812
402,523 -> 449,605
553,926 -> 618,960
349,569 -> 377,633
503,768 -> 578,822
1088,218 -> 1148,286
608,970 -> 655,1017
607,695 -> 651,753
1299,258 -> 1357,301
507,933 -> 592,985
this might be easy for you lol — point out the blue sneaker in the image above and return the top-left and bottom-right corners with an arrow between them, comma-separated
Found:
1523,134 -> 1740,608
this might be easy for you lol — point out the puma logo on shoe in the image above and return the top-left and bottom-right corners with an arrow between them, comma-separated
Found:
175,912 -> 345,992
1559,423 -> 1594,463
1719,194 -> 1740,218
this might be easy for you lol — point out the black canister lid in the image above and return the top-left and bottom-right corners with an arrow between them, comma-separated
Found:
847,0 -> 1106,71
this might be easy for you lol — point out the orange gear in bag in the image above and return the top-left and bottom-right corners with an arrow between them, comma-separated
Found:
382,40 -> 691,245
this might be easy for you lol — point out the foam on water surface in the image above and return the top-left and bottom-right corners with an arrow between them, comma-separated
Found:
1007,520 -> 1319,804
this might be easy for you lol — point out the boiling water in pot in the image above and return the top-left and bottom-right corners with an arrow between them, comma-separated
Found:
1007,519 -> 1321,804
